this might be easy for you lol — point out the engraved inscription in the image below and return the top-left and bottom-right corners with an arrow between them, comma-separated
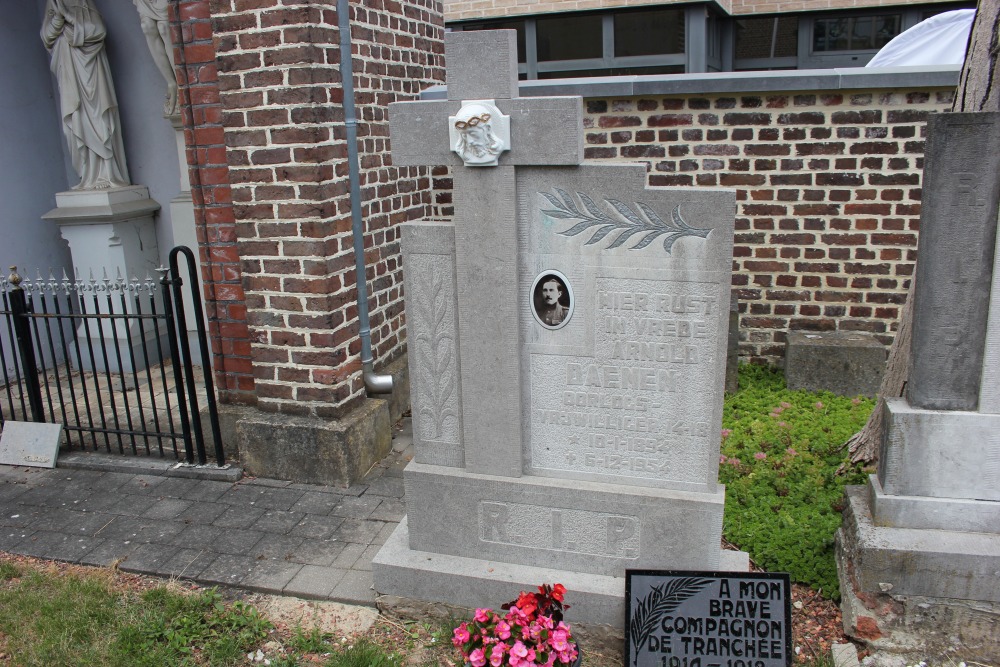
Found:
985,434 -> 1000,486
22,455 -> 48,463
478,501 -> 640,557
530,278 -> 720,484
952,173 -> 987,207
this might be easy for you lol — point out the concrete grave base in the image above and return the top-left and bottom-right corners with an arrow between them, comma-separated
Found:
879,398 -> 1000,501
784,331 -> 886,397
836,486 -> 1000,662
374,516 -> 748,630
868,475 -> 1000,533
403,461 -> 730,576
235,398 -> 390,487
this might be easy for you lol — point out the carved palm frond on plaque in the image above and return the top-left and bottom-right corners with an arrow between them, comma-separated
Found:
541,189 -> 711,253
414,270 -> 457,439
629,577 -> 714,666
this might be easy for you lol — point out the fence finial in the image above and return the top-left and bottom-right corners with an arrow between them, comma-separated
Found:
8,266 -> 21,287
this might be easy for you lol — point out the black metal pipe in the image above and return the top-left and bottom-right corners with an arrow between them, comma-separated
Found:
8,270 -> 45,423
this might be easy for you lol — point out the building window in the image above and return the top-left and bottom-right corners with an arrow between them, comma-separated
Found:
536,14 -> 603,61
613,9 -> 685,57
735,16 -> 798,60
812,14 -> 901,52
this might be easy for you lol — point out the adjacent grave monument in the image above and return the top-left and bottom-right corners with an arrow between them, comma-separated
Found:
373,30 -> 745,628
836,112 -> 1000,660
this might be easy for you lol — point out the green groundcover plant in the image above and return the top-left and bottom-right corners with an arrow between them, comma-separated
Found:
720,365 -> 873,600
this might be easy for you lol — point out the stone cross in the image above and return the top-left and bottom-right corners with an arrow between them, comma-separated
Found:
376,30 -> 741,627
389,31 -> 583,478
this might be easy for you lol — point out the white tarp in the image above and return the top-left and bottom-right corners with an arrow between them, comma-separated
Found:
866,9 -> 975,67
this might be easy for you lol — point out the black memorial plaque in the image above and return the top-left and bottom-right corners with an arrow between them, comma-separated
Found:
625,570 -> 792,667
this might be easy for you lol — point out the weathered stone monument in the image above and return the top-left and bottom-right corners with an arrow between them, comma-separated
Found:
39,0 -> 164,371
837,112 -> 1000,660
373,30 -> 744,627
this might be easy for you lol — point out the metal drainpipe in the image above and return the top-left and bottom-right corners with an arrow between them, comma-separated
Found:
338,0 -> 393,394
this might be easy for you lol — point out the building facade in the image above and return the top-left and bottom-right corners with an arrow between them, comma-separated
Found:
447,0 -> 974,78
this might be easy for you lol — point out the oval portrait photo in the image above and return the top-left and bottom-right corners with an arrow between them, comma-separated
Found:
531,271 -> 573,330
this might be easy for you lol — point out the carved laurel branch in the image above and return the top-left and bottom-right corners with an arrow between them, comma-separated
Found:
414,271 -> 456,439
629,577 -> 714,666
541,188 -> 711,254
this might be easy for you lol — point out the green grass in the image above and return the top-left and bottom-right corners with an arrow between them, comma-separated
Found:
0,569 -> 271,666
720,364 -> 873,599
324,639 -> 402,667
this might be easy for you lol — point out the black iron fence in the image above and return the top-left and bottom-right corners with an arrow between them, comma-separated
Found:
0,246 -> 224,466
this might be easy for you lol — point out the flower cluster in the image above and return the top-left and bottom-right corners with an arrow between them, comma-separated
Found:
453,584 -> 578,667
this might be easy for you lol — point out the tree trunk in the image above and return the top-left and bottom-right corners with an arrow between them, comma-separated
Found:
954,0 -> 1000,114
846,0 -> 1000,464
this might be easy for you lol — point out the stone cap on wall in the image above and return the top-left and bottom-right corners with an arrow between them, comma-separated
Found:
419,65 -> 960,100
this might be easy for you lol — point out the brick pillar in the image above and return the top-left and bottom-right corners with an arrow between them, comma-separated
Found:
171,0 -> 255,405
172,0 -> 444,484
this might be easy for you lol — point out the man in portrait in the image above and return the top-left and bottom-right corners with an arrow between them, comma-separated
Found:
538,277 -> 568,326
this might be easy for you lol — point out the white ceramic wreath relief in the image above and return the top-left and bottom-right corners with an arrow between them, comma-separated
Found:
449,100 -> 510,167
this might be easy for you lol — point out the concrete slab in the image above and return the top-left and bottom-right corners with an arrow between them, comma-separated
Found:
244,561 -> 304,595
284,565 -> 348,600
248,594 -> 379,636
0,422 -> 62,468
785,331 -> 886,397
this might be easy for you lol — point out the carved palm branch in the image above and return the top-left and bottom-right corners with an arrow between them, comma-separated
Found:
540,189 -> 711,254
414,272 -> 456,438
629,577 -> 714,666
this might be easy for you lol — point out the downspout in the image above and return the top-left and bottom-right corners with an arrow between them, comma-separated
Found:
337,0 -> 393,394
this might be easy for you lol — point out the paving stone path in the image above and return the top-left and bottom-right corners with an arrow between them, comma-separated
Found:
0,421 -> 413,606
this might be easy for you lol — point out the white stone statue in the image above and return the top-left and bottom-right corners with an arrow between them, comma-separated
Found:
133,0 -> 178,117
449,101 -> 510,167
41,0 -> 130,190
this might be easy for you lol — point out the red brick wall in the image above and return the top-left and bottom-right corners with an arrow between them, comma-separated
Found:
581,89 -> 952,363
205,0 -> 444,417
172,0 -> 255,405
430,87 -> 952,364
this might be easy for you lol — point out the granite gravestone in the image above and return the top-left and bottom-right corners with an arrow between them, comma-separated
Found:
373,30 -> 744,627
837,112 -> 1000,659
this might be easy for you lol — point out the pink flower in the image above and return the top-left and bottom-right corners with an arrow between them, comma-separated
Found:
786,447 -> 798,456
754,452 -> 767,460
852,397 -> 861,405
815,401 -> 824,409
490,643 -> 507,666
721,428 -> 732,439
728,457 -> 741,466
777,421 -> 789,429
550,628 -> 570,652
510,641 -> 536,667
496,619 -> 511,640
475,608 -> 491,622
719,454 -> 728,464
454,623 -> 471,645
469,647 -> 487,667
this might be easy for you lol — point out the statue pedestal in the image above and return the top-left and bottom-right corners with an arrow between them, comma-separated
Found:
43,186 -> 164,373
168,115 -> 206,366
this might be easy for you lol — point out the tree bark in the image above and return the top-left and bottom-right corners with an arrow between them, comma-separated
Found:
954,0 -> 1000,114
846,0 -> 1000,463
